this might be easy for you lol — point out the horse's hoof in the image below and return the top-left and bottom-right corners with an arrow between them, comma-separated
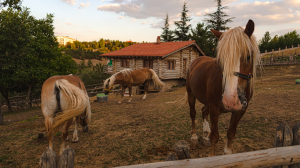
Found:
191,136 -> 199,145
128,100 -> 131,103
66,136 -> 69,141
72,137 -> 79,143
118,101 -> 122,104
202,137 -> 211,146
82,126 -> 89,132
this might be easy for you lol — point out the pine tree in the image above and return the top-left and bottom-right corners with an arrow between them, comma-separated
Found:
204,0 -> 235,32
174,2 -> 192,41
191,22 -> 216,57
161,13 -> 174,42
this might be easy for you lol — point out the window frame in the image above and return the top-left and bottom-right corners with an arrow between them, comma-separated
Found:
143,59 -> 153,69
121,59 -> 130,68
167,60 -> 175,70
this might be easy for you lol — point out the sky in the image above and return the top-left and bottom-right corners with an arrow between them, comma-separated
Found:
17,0 -> 300,43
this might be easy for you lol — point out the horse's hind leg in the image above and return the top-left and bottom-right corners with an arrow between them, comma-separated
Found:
224,110 -> 246,155
202,105 -> 211,146
60,119 -> 73,155
45,117 -> 53,150
142,80 -> 150,100
188,91 -> 198,145
128,85 -> 132,102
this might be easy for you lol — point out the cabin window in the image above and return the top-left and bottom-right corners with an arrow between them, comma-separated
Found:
167,60 -> 175,70
143,59 -> 153,69
121,59 -> 130,68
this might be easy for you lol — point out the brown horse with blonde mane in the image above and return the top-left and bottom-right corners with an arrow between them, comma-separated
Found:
41,74 -> 91,155
186,20 -> 261,156
103,68 -> 166,103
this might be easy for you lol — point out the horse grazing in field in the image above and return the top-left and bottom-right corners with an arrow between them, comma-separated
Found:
186,20 -> 261,156
103,68 -> 166,103
41,74 -> 91,155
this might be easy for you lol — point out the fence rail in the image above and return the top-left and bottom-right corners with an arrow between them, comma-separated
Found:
1,83 -> 104,110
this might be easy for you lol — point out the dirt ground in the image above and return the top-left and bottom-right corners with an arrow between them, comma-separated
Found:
1,65 -> 300,168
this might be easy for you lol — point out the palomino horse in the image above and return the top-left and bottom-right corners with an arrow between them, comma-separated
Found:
186,20 -> 260,156
41,74 -> 91,155
103,68 -> 166,103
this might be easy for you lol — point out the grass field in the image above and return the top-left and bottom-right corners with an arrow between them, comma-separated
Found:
1,64 -> 300,168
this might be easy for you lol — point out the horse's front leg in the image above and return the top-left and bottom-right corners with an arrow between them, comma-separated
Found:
72,116 -> 80,142
224,110 -> 246,155
59,119 -> 73,155
128,85 -> 132,102
142,80 -> 150,100
208,104 -> 220,157
202,105 -> 211,146
188,91 -> 198,145
119,85 -> 126,104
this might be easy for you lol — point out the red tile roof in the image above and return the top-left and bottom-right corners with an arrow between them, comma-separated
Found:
100,40 -> 204,57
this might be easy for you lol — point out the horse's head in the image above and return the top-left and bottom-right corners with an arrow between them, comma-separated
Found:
212,19 -> 260,111
104,77 -> 116,95
79,111 -> 89,132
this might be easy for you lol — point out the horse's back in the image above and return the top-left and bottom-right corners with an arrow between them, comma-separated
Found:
42,75 -> 85,92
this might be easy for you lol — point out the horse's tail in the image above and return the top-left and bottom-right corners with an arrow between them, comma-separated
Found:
149,69 -> 166,91
47,79 -> 90,139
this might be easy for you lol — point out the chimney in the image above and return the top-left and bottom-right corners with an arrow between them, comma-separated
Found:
156,36 -> 161,44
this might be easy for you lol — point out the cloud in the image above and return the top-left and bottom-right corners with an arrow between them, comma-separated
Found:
270,27 -> 300,37
226,0 -> 300,27
78,2 -> 90,9
96,0 -> 300,31
61,0 -> 77,5
97,0 -> 236,19
65,22 -> 74,25
119,16 -> 124,19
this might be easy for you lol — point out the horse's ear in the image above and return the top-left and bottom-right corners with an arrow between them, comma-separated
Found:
210,29 -> 222,39
108,79 -> 110,83
244,19 -> 255,38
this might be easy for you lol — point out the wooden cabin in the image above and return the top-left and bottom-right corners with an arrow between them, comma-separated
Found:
100,36 -> 205,89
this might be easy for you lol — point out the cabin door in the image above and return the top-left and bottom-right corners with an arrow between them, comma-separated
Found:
183,59 -> 187,77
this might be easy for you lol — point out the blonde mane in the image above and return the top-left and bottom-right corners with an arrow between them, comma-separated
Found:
216,27 -> 261,93
103,69 -> 133,89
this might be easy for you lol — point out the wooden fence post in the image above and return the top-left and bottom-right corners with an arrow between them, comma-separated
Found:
273,122 -> 293,168
270,54 -> 274,64
58,146 -> 75,168
173,140 -> 191,160
291,123 -> 300,168
290,55 -> 294,62
39,149 -> 57,168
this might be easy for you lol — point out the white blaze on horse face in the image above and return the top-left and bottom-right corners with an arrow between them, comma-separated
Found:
222,59 -> 242,111
203,119 -> 211,140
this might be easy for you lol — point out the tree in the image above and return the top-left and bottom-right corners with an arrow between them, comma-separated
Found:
0,0 -> 22,10
191,22 -> 216,57
161,13 -> 174,42
0,7 -> 32,112
174,2 -> 192,41
0,7 -> 77,112
259,31 -> 271,52
204,0 -> 235,32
